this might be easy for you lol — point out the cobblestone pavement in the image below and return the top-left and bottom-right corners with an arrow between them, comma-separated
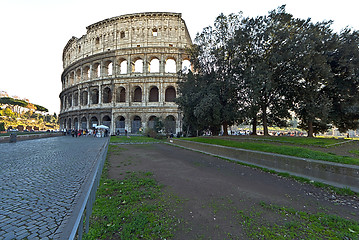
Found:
0,136 -> 108,239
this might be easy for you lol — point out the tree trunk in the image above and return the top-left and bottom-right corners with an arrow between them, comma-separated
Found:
222,122 -> 228,136
307,120 -> 314,138
251,116 -> 257,135
262,105 -> 269,136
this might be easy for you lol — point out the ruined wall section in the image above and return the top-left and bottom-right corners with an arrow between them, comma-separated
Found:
63,12 -> 191,69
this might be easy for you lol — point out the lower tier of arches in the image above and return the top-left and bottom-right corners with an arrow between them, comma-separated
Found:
59,107 -> 182,135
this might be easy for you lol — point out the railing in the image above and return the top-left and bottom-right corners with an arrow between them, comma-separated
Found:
68,138 -> 109,239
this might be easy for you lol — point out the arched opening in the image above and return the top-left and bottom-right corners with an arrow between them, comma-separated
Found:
116,87 -> 126,102
76,69 -> 81,83
93,63 -> 101,78
165,58 -> 176,73
133,59 -> 143,73
81,117 -> 87,129
133,87 -> 142,102
64,119 -> 67,129
74,92 -> 78,106
120,60 -> 128,74
164,115 -> 176,134
103,87 -> 112,103
90,116 -> 98,129
149,58 -> 160,73
148,115 -> 157,129
91,89 -> 99,104
74,117 -> 79,130
68,94 -> 72,107
104,61 -> 113,76
69,72 -> 74,85
115,116 -> 125,134
81,91 -> 88,105
102,115 -> 111,129
131,116 -> 141,133
182,60 -> 191,73
165,86 -> 176,102
83,66 -> 90,80
149,86 -> 159,102
67,118 -> 72,129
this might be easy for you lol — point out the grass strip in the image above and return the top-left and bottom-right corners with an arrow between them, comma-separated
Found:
237,201 -> 359,239
184,137 -> 359,166
227,135 -> 348,147
84,145 -> 177,240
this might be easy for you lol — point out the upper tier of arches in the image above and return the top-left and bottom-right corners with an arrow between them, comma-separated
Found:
61,55 -> 191,89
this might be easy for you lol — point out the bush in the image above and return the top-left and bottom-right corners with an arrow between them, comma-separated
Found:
0,122 -> 5,131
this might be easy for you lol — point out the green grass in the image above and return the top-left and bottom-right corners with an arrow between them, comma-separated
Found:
237,201 -> 359,239
110,135 -> 163,144
234,135 -> 348,147
84,145 -> 177,240
350,150 -> 359,157
184,137 -> 359,166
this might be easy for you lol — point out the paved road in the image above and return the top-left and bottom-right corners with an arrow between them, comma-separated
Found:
0,136 -> 108,240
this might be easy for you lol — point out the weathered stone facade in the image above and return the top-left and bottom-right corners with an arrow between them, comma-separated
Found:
59,12 -> 192,134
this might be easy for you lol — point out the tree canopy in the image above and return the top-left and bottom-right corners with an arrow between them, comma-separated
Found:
176,5 -> 359,137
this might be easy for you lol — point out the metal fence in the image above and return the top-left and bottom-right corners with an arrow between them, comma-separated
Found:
68,138 -> 109,239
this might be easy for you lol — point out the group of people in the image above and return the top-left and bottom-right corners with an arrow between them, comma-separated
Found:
62,128 -> 109,137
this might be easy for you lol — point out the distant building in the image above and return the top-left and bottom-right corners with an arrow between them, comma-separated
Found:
59,12 -> 192,134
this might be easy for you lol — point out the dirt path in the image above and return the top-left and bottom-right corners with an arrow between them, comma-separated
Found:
108,143 -> 359,239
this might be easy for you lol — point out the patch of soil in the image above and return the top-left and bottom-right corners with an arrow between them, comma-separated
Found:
108,143 -> 359,239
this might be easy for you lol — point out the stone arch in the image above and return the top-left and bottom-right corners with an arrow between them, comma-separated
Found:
149,86 -> 159,102
73,117 -> 79,130
119,59 -> 128,74
67,118 -> 72,129
104,60 -> 113,76
133,58 -> 143,73
81,116 -> 87,129
149,57 -> 160,73
74,92 -> 79,106
93,63 -> 101,78
102,115 -> 111,128
165,58 -> 176,73
90,116 -> 98,129
164,115 -> 176,133
148,115 -> 158,129
165,86 -> 176,102
63,119 -> 67,130
103,87 -> 112,103
115,116 -> 126,134
91,88 -> 99,104
83,66 -> 90,80
131,115 -> 142,133
76,69 -> 81,83
68,93 -> 73,107
182,59 -> 191,73
81,90 -> 88,105
133,86 -> 142,102
69,72 -> 74,85
116,87 -> 126,102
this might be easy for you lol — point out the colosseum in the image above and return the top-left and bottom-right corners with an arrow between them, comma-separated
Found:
59,12 -> 192,135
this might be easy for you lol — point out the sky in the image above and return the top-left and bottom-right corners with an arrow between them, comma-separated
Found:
1,0 -> 359,114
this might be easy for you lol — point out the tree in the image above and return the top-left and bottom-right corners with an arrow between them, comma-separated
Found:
287,19 -> 335,137
233,6 -> 295,135
177,13 -> 242,135
327,29 -> 359,132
